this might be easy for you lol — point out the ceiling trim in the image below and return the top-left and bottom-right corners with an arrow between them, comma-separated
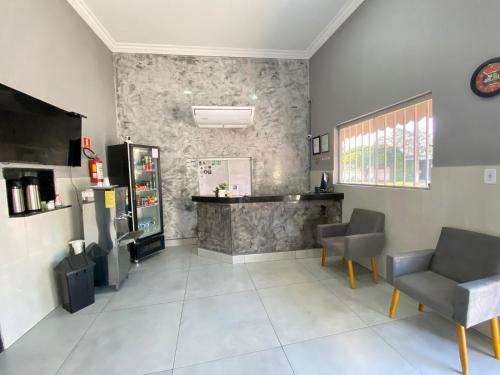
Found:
67,0 -> 116,50
67,0 -> 364,59
306,0 -> 365,57
113,43 -> 309,59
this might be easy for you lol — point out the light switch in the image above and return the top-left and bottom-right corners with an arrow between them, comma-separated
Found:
484,168 -> 497,184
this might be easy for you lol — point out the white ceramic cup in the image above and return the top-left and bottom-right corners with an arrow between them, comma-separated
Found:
69,240 -> 85,255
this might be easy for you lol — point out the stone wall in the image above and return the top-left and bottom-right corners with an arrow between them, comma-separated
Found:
114,54 -> 310,239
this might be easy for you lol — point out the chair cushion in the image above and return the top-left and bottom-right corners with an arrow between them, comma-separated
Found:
394,271 -> 458,319
430,227 -> 500,283
346,208 -> 385,235
320,236 -> 346,256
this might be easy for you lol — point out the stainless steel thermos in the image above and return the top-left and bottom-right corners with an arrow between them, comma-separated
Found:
9,179 -> 25,214
23,176 -> 41,212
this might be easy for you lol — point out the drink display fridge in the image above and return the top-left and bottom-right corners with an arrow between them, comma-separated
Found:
107,143 -> 165,262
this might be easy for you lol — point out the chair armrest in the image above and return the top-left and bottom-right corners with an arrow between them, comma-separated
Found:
386,249 -> 435,285
317,223 -> 348,240
453,274 -> 500,328
344,232 -> 385,260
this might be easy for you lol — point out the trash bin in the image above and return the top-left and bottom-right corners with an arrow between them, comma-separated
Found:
85,243 -> 110,287
55,253 -> 95,313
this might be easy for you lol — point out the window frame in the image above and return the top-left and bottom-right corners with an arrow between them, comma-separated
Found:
337,93 -> 433,190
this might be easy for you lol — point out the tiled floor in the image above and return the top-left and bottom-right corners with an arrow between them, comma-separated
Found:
1,245 -> 499,374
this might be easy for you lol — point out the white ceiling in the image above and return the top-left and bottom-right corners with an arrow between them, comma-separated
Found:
67,0 -> 364,59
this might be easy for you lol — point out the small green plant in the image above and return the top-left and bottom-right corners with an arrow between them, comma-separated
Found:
218,182 -> 228,190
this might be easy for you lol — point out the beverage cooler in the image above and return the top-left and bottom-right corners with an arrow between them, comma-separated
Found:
107,143 -> 165,262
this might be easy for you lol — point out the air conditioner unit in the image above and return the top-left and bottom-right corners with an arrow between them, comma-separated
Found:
192,106 -> 255,129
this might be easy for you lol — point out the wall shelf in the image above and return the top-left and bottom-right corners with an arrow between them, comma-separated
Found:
9,205 -> 72,218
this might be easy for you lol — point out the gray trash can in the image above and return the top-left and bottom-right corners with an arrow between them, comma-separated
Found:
55,253 -> 95,313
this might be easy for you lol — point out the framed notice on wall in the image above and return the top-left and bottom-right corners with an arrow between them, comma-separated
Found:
320,133 -> 329,153
312,136 -> 320,155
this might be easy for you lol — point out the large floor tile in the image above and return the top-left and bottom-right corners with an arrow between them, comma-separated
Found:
0,314 -> 95,375
189,252 -> 221,269
185,263 -> 254,300
258,282 -> 366,345
245,260 -> 317,289
373,312 -> 500,375
58,302 -> 182,375
174,348 -> 293,375
296,256 -> 345,280
284,327 -> 418,375
130,246 -> 192,273
321,276 -> 419,325
174,290 -> 279,368
104,268 -> 187,311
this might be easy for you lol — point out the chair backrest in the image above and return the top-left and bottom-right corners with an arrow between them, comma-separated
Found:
346,208 -> 385,235
430,227 -> 500,283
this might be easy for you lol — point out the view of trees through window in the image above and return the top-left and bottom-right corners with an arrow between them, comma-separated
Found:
339,97 -> 433,188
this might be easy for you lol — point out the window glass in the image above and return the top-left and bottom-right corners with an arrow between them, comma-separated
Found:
338,97 -> 433,188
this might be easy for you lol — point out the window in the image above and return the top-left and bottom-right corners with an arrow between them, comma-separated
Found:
338,96 -> 433,188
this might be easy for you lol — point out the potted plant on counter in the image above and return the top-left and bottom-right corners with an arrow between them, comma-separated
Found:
215,182 -> 229,197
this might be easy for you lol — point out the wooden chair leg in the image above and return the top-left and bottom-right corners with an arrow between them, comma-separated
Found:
321,247 -> 327,267
389,288 -> 400,318
456,324 -> 469,375
347,260 -> 355,289
418,303 -> 424,312
491,317 -> 500,359
370,256 -> 378,283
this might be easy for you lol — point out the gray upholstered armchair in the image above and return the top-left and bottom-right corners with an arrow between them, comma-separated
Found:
387,227 -> 500,375
317,208 -> 385,289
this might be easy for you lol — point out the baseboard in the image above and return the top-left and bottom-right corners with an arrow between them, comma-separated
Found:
165,237 -> 199,247
197,247 -> 322,264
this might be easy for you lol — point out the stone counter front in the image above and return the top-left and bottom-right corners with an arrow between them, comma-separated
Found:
193,193 -> 343,257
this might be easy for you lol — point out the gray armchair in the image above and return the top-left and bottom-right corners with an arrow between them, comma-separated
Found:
387,227 -> 500,375
317,208 -> 385,289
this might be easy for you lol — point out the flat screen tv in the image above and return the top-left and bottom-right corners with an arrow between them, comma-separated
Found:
0,83 -> 82,166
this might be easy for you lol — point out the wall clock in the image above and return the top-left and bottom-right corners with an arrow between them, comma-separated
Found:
470,57 -> 500,97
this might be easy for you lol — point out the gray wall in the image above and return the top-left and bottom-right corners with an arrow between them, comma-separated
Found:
310,0 -> 500,171
0,0 -> 117,348
0,0 -> 117,177
114,54 -> 310,239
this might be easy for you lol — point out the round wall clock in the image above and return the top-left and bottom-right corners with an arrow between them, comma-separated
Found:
470,57 -> 500,97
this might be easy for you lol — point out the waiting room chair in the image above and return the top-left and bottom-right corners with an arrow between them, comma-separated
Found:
317,208 -> 385,289
387,227 -> 500,375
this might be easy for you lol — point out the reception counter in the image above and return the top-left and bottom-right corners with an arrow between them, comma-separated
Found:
192,193 -> 343,260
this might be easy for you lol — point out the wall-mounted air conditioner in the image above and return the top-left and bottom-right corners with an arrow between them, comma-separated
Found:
191,106 -> 255,129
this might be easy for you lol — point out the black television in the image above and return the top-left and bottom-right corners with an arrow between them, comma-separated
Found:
0,83 -> 82,166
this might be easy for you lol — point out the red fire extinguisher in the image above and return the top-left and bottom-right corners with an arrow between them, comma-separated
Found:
83,138 -> 104,184
88,158 -> 104,184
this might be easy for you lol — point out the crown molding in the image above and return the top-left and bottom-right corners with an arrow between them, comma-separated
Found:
306,0 -> 365,58
68,0 -> 362,60
113,42 -> 309,59
67,0 -> 116,50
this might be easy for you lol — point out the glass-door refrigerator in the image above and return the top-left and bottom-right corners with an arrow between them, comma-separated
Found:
107,143 -> 165,262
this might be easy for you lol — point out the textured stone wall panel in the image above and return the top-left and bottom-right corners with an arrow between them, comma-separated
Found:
114,54 -> 310,239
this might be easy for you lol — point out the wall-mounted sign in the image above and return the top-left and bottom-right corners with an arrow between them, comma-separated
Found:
312,136 -> 320,155
320,133 -> 330,153
470,57 -> 500,97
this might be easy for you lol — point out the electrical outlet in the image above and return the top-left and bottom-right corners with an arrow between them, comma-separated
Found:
484,168 -> 497,184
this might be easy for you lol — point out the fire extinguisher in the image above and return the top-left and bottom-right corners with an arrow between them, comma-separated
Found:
83,144 -> 104,185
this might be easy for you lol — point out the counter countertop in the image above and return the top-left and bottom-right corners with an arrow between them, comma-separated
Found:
191,192 -> 344,204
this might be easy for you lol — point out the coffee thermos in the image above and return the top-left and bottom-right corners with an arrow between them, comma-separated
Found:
8,179 -> 25,214
22,176 -> 41,212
